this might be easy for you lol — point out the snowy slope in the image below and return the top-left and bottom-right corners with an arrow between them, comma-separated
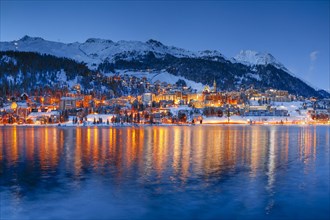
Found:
150,71 -> 205,92
115,70 -> 205,92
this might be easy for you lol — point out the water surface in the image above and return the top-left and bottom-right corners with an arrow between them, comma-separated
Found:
1,125 -> 329,219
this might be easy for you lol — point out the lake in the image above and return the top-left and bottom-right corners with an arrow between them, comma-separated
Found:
1,125 -> 329,219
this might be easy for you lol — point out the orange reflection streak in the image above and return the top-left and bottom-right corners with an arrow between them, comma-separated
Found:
180,128 -> 191,181
137,128 -> 144,170
39,128 -> 46,170
75,127 -> 82,175
297,127 -> 315,166
50,128 -> 58,168
80,128 -> 88,168
144,127 -> 153,167
204,128 -> 211,173
92,127 -> 99,169
59,129 -> 64,159
162,128 -> 169,169
243,127 -> 250,162
250,127 -> 260,177
192,126 -> 204,174
214,128 -> 220,167
218,128 -> 226,172
304,127 -> 312,164
156,128 -> 162,166
131,128 -> 137,166
108,127 -> 114,156
17,128 -> 25,160
152,127 -> 169,175
113,128 -> 117,157
206,127 -> 229,178
86,127 -> 91,164
0,129 -> 3,162
284,127 -> 289,163
26,128 -> 35,162
326,128 -> 329,151
278,128 -> 284,162
224,127 -> 234,170
126,128 -> 133,168
12,126 -> 18,163
232,128 -> 238,164
298,128 -> 304,161
141,127 -> 152,177
100,129 -> 107,169
152,128 -> 159,174
153,128 -> 160,174
113,128 -> 123,177
37,128 -> 60,170
126,127 -> 143,171
252,127 -> 269,178
172,126 -> 181,174
313,127 -> 316,160
109,127 -> 113,145
109,127 -> 122,176
45,126 -> 48,144
11,126 -> 18,165
240,127 -> 246,163
211,130 -> 219,172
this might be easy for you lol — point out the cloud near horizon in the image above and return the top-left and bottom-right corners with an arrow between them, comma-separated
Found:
309,50 -> 319,72
310,51 -> 319,62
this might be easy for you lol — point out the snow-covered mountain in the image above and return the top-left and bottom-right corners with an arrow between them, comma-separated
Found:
0,36 -> 292,69
0,36 -> 288,70
0,36 -> 329,98
0,36 -> 228,68
232,50 -> 287,70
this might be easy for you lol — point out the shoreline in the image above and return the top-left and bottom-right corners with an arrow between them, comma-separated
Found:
1,122 -> 329,128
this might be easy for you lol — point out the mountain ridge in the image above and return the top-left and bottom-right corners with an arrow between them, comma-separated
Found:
0,35 -> 272,66
0,36 -> 328,98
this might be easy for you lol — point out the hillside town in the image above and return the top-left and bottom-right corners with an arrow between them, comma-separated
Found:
0,75 -> 329,126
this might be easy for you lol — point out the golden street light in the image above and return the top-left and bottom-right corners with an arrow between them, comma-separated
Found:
11,102 -> 17,111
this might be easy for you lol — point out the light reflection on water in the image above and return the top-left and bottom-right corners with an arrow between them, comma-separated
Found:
0,125 -> 329,219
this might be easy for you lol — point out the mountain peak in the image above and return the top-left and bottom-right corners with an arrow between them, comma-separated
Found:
233,50 -> 280,66
85,38 -> 113,44
199,50 -> 224,57
146,39 -> 164,47
19,35 -> 44,42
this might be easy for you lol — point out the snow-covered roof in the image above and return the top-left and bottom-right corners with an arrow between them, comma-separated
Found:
28,111 -> 60,118
60,97 -> 78,101
249,105 -> 268,110
276,106 -> 288,110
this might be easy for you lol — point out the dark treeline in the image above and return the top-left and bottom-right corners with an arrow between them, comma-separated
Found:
0,51 -> 124,98
100,51 -> 324,98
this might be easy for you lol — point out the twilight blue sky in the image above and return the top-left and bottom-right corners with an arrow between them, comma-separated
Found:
0,0 -> 329,90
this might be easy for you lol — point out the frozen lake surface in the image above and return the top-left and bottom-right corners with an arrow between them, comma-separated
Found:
1,125 -> 329,219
